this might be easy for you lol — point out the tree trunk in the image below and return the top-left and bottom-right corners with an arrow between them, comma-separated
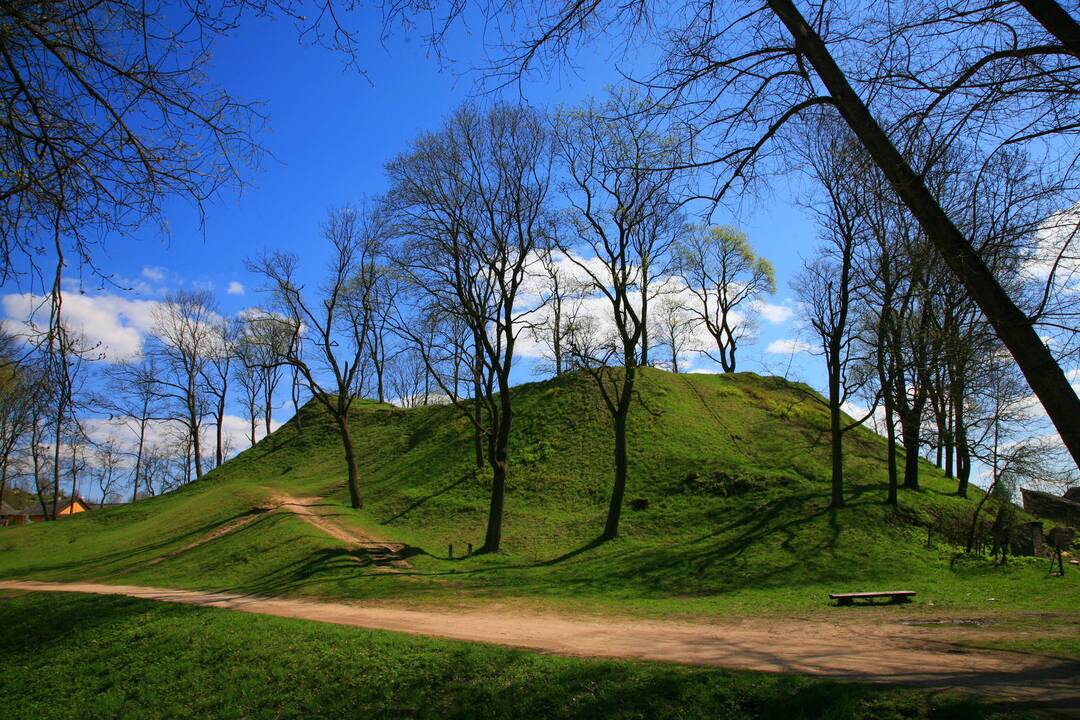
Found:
191,416 -> 204,481
944,399 -> 954,479
473,333 -> 485,470
132,418 -> 146,503
828,385 -> 844,509
291,367 -> 302,432
768,0 -> 1080,472
719,330 -> 737,373
953,384 -> 971,497
336,414 -> 362,509
604,365 -> 636,540
215,395 -> 225,468
901,414 -> 921,490
966,480 -> 996,553
482,399 -> 511,552
51,392 -> 65,519
604,407 -> 630,539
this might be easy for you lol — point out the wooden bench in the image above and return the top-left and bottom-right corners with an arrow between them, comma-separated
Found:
829,590 -> 915,606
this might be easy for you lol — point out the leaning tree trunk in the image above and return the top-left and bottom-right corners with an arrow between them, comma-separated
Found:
1018,0 -> 1080,58
473,332 -> 485,470
191,417 -> 204,481
767,0 -> 1080,472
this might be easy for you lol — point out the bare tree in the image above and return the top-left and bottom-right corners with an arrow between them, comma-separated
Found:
102,357 -> 161,501
527,245 -> 582,377
0,331 -> 37,507
676,226 -> 775,373
93,436 -> 126,507
149,290 -> 218,482
555,89 -> 686,540
387,347 -> 432,408
652,295 -> 694,374
234,339 -> 263,449
201,318 -> 239,469
389,102 -> 553,552
799,122 -> 879,507
248,205 -> 387,509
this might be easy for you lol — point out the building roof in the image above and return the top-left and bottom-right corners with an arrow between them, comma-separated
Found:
0,502 -> 30,516
0,494 -> 90,516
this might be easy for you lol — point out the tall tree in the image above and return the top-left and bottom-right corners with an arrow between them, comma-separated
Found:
201,318 -> 239,469
249,205 -> 387,509
555,89 -> 686,540
389,102 -> 553,552
150,290 -> 218,482
102,358 -> 161,501
795,121 -> 873,508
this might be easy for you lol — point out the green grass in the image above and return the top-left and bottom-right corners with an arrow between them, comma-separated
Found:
1,368 -> 1077,621
0,591 -> 1026,720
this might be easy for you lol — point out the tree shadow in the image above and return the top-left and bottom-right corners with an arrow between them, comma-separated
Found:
381,472 -> 473,524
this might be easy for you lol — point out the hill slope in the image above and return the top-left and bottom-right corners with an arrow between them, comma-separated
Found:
1,369 -> 1074,616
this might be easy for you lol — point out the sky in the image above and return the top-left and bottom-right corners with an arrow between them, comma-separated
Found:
2,8 -> 824,385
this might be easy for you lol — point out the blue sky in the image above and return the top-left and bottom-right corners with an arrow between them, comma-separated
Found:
4,9 -> 826,390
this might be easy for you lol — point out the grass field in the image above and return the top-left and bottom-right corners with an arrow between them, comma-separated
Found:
1,369 -> 1075,622
0,590 -> 1029,720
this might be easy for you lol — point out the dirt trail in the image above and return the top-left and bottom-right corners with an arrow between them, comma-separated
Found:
146,492 -> 409,570
264,492 -> 410,569
2,580 -> 1076,707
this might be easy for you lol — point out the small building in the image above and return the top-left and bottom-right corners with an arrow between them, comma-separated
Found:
0,494 -> 91,525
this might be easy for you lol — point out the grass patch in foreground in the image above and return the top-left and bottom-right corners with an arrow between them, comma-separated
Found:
0,592 -> 1032,719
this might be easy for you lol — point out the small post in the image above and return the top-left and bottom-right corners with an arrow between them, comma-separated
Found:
467,543 -> 473,557
448,543 -> 453,560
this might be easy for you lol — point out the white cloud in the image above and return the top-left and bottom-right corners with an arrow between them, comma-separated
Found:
754,299 -> 794,324
766,338 -> 812,355
141,266 -> 166,282
227,281 -> 245,296
1026,206 -> 1079,294
2,292 -> 161,361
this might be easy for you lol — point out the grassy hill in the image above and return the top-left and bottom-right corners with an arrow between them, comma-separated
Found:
1,368 -> 1075,617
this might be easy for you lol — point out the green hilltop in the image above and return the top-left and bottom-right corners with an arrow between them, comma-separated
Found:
1,368 -> 1074,616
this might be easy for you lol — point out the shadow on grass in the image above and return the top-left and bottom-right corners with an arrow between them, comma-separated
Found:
0,592 -> 1059,718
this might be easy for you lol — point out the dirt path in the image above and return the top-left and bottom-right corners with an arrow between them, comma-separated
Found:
146,493 -> 409,570
264,493 -> 410,569
2,580 -> 1076,707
